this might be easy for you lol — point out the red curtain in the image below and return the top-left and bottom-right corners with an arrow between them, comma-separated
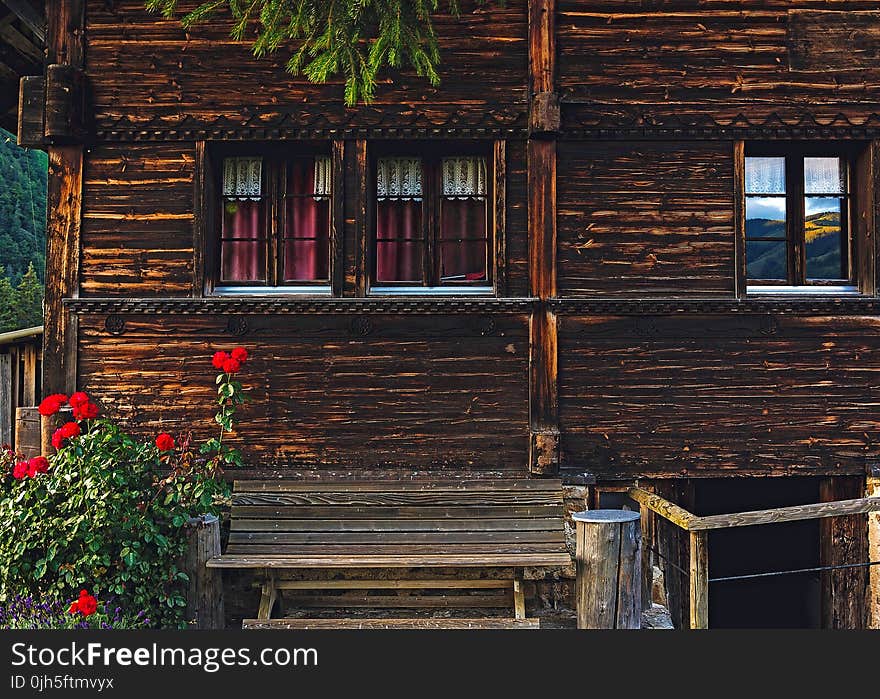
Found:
440,198 -> 487,281
220,200 -> 265,282
376,200 -> 422,282
284,160 -> 330,281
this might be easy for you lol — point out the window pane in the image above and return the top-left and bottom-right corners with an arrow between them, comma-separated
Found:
221,240 -> 266,282
376,200 -> 422,282
746,240 -> 787,280
284,239 -> 328,281
804,157 -> 845,194
746,196 -> 786,239
222,199 -> 265,238
805,197 -> 845,280
745,157 -> 786,194
441,242 -> 487,281
440,198 -> 487,282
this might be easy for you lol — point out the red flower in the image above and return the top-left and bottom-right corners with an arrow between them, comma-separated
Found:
155,433 -> 175,451
231,347 -> 248,363
69,590 -> 98,617
27,456 -> 49,476
51,429 -> 65,450
221,357 -> 241,374
68,391 -> 89,408
38,394 -> 68,417
12,461 -> 27,480
72,401 -> 99,420
212,351 -> 229,370
60,422 -> 81,439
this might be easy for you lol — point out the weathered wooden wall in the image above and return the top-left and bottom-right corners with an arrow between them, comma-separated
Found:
557,1 -> 880,131
557,141 -> 735,295
558,315 -> 880,479
78,314 -> 530,472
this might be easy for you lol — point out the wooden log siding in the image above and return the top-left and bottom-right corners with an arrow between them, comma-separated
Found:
556,141 -> 735,295
81,144 -> 195,297
556,2 -> 880,128
558,315 -> 880,479
78,314 -> 530,470
84,0 -> 528,136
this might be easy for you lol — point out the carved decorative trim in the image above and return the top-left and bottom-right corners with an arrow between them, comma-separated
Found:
550,297 -> 880,316
561,105 -> 880,140
64,297 -> 538,315
92,109 -> 529,142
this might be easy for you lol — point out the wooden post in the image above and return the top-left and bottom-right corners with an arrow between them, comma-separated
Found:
0,353 -> 11,447
184,514 -> 225,629
869,469 -> 880,629
573,510 -> 642,629
689,530 -> 709,630
639,503 -> 654,612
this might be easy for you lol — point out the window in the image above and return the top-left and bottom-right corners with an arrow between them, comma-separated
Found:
745,147 -> 854,290
217,151 -> 332,290
372,150 -> 492,291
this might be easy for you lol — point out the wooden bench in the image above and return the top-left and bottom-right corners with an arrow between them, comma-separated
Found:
208,479 -> 572,629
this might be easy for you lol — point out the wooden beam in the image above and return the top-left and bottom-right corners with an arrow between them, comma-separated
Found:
688,531 -> 709,630
868,470 -> 880,629
627,487 -> 699,531
0,19 -> 41,62
691,496 -> 880,532
1,0 -> 45,45
733,140 -> 746,298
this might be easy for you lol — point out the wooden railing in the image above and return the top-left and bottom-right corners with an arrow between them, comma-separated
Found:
627,487 -> 880,629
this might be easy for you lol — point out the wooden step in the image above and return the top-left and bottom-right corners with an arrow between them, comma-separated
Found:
242,617 -> 540,629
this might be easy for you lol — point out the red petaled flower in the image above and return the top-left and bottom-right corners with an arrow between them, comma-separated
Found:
68,391 -> 89,408
155,433 -> 175,452
27,456 -> 49,476
51,429 -> 65,450
60,422 -> 81,439
12,461 -> 27,480
211,351 -> 229,370
221,357 -> 241,374
69,589 -> 98,617
38,394 -> 68,417
72,401 -> 99,420
230,347 -> 248,363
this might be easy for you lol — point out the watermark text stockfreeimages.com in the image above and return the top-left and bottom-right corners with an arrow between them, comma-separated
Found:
10,641 -> 318,674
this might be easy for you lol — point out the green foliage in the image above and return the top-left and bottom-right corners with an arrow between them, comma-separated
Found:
0,129 -> 46,286
0,263 -> 43,333
0,421 -> 230,629
145,0 -> 471,105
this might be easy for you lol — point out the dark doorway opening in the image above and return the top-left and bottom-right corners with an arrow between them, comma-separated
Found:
693,478 -> 821,629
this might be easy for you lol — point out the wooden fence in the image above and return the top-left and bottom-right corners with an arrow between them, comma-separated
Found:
628,486 -> 880,629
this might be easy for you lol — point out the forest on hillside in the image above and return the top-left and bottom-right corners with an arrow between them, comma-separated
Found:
0,128 -> 46,332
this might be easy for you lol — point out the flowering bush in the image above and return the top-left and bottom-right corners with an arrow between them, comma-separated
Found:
0,347 -> 251,628
0,591 -> 150,630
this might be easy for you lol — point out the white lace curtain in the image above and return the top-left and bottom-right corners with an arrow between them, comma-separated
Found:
377,158 -> 423,200
223,157 -> 262,200
443,157 -> 486,199
804,157 -> 843,194
313,156 -> 332,200
745,157 -> 786,195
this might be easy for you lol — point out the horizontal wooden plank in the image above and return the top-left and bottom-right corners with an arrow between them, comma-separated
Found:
228,530 -> 566,545
233,518 -> 563,533
691,496 -> 880,531
242,618 -> 540,629
224,543 -> 569,556
208,553 -> 574,569
627,488 -> 696,531
234,480 -> 564,492
279,594 -> 512,609
232,491 -> 563,507
230,505 -> 565,520
273,579 -> 514,590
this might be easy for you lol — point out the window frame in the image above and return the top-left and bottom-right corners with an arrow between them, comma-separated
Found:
368,142 -> 496,295
743,142 -> 859,293
205,142 -> 338,296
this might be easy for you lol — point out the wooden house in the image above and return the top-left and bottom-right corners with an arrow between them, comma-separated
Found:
17,0 -> 880,628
